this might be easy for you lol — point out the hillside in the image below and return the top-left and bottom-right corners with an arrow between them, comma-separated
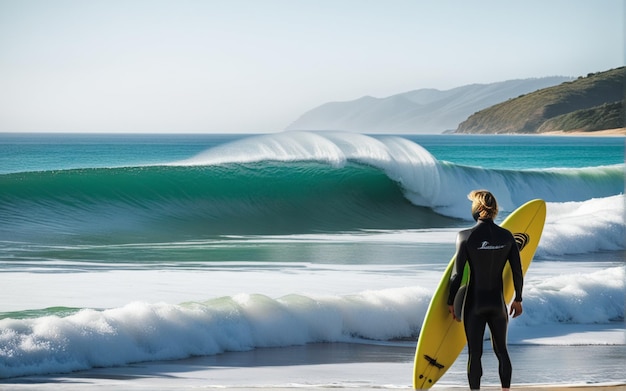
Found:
285,77 -> 571,133
455,67 -> 626,134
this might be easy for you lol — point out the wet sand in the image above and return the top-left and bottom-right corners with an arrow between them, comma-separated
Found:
1,342 -> 624,390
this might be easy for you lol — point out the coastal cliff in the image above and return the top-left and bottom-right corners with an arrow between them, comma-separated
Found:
454,67 -> 625,134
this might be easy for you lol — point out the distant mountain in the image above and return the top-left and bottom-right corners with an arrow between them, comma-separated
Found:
285,77 -> 571,133
455,67 -> 626,134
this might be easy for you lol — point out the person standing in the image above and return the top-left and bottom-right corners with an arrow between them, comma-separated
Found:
447,190 -> 523,391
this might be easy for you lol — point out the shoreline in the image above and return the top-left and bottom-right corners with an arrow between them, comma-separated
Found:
539,127 -> 626,137
1,343 -> 624,390
447,128 -> 626,137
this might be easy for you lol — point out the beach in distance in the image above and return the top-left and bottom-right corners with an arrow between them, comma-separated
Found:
539,127 -> 626,136
0,132 -> 624,390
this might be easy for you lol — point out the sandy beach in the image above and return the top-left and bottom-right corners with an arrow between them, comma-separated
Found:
540,128 -> 626,136
1,342 -> 624,391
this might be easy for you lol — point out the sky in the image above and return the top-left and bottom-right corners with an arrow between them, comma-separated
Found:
0,0 -> 624,133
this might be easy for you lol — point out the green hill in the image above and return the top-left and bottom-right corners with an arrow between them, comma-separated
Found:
455,67 -> 625,134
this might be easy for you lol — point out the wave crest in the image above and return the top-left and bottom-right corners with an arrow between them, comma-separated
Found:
176,131 -> 624,219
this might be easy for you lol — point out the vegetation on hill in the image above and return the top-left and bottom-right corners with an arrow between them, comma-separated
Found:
537,101 -> 624,133
455,67 -> 625,134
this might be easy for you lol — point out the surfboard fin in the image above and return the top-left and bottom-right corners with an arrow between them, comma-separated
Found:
423,355 -> 444,369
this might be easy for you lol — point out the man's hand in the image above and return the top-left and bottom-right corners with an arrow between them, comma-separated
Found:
448,305 -> 457,321
509,301 -> 523,318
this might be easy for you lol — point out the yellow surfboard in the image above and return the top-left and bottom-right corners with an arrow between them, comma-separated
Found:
413,199 -> 546,389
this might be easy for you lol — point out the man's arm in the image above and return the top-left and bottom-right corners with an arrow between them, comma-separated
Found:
508,232 -> 523,303
447,232 -> 468,307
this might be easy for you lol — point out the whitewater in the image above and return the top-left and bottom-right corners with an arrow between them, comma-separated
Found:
0,131 -> 624,386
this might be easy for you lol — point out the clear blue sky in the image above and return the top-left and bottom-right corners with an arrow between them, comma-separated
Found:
0,0 -> 623,133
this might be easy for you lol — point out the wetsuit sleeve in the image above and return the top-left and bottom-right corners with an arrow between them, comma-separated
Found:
447,232 -> 468,305
508,232 -> 523,302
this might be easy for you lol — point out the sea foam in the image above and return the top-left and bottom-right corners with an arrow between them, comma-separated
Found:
538,195 -> 625,256
1,266 -> 623,379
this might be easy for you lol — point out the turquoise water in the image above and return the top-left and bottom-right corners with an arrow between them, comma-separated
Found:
0,131 -> 623,381
1,133 -> 623,173
1,132 -> 622,258
408,134 -> 625,169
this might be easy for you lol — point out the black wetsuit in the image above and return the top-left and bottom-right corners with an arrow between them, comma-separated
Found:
447,218 -> 523,390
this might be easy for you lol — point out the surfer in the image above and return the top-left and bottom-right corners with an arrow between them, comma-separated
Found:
447,190 -> 523,391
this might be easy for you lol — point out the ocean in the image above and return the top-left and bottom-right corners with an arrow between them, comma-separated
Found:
0,131 -> 624,388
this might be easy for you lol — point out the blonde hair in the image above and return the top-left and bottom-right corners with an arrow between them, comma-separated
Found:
468,190 -> 498,220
